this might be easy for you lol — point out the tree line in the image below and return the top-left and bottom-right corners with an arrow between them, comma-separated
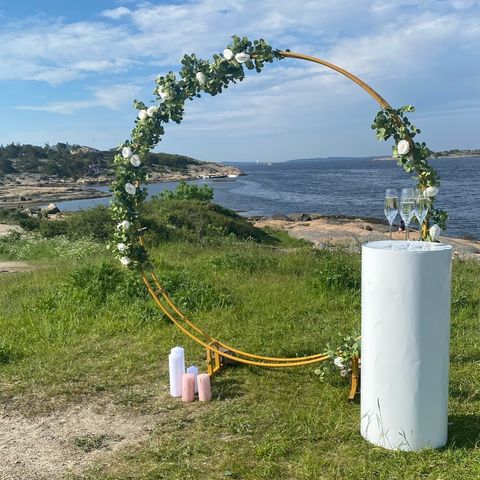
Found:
0,142 -> 202,178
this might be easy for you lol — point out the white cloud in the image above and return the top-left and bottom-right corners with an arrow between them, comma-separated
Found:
1,0 -> 479,158
16,83 -> 142,115
101,6 -> 132,19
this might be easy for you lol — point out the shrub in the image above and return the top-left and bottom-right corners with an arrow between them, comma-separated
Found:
65,206 -> 114,241
65,261 -> 148,302
310,249 -> 361,292
159,181 -> 214,202
141,198 -> 274,244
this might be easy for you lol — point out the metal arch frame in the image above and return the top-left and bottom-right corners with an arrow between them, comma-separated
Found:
139,51 -> 396,399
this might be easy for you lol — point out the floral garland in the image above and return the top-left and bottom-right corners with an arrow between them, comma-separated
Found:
110,35 -> 447,269
371,106 -> 448,240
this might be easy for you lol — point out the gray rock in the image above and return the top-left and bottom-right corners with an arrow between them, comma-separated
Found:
42,203 -> 60,215
271,214 -> 294,222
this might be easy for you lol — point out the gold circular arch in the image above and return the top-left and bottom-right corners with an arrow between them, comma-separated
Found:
139,51 -> 399,399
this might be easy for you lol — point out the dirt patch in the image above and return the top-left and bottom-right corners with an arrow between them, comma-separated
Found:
0,225 -> 23,237
0,401 -> 159,480
0,261 -> 31,274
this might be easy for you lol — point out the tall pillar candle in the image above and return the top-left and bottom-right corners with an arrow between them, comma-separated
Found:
186,365 -> 199,394
168,346 -> 185,397
182,373 -> 195,402
197,374 -> 212,402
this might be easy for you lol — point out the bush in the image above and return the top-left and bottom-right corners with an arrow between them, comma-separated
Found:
65,206 -> 114,241
65,261 -> 148,302
310,249 -> 361,292
141,198 -> 274,244
159,181 -> 214,202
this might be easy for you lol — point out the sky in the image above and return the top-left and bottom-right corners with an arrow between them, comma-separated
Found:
0,0 -> 479,163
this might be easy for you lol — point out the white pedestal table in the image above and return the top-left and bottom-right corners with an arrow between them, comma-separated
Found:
360,240 -> 452,451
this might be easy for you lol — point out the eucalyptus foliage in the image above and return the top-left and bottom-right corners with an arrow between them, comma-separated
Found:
372,105 -> 448,237
111,35 -> 446,268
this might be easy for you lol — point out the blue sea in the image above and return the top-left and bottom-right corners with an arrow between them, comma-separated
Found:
53,156 -> 480,240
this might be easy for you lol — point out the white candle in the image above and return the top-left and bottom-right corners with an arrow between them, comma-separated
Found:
168,346 -> 185,397
186,365 -> 199,394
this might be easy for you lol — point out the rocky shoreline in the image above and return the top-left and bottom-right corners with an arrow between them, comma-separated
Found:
253,214 -> 480,260
0,163 -> 243,208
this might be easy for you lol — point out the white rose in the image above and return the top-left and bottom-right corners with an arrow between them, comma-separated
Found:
196,72 -> 206,85
397,139 -> 410,155
120,256 -> 131,267
130,154 -> 141,167
340,369 -> 350,378
333,357 -> 344,369
429,224 -> 441,241
157,87 -> 171,100
147,106 -> 158,117
138,109 -> 148,121
125,182 -> 136,195
117,220 -> 131,230
235,52 -> 250,63
121,147 -> 132,159
223,48 -> 234,60
425,186 -> 439,197
117,243 -> 127,253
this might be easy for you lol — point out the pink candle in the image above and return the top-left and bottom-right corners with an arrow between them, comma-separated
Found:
182,373 -> 195,402
197,373 -> 212,402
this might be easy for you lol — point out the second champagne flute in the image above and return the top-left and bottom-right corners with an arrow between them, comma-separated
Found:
400,188 -> 415,241
415,189 -> 429,240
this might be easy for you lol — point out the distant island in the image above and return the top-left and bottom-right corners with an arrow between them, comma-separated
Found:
0,143 -> 243,207
283,149 -> 480,164
431,149 -> 480,158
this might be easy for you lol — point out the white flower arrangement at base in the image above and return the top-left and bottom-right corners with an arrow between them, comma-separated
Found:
117,243 -> 127,253
426,186 -> 439,197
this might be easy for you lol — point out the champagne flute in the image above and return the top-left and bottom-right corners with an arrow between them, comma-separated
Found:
384,189 -> 399,242
400,188 -> 415,241
415,189 -> 429,240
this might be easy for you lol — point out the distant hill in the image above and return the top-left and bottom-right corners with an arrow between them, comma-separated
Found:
431,149 -> 480,158
0,142 -> 204,178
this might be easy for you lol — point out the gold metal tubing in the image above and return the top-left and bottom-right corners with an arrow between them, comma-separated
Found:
278,51 -> 391,110
142,275 -> 330,367
146,270 -> 329,362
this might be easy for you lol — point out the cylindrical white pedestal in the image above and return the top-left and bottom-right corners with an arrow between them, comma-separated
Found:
361,241 -> 452,451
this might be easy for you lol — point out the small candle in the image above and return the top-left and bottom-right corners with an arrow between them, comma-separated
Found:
168,346 -> 185,397
186,365 -> 199,393
197,373 -> 212,402
182,373 -> 195,402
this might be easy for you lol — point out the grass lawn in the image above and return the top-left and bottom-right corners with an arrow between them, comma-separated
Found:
0,230 -> 479,479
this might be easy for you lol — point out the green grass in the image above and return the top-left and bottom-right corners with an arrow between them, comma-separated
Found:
0,232 -> 479,479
